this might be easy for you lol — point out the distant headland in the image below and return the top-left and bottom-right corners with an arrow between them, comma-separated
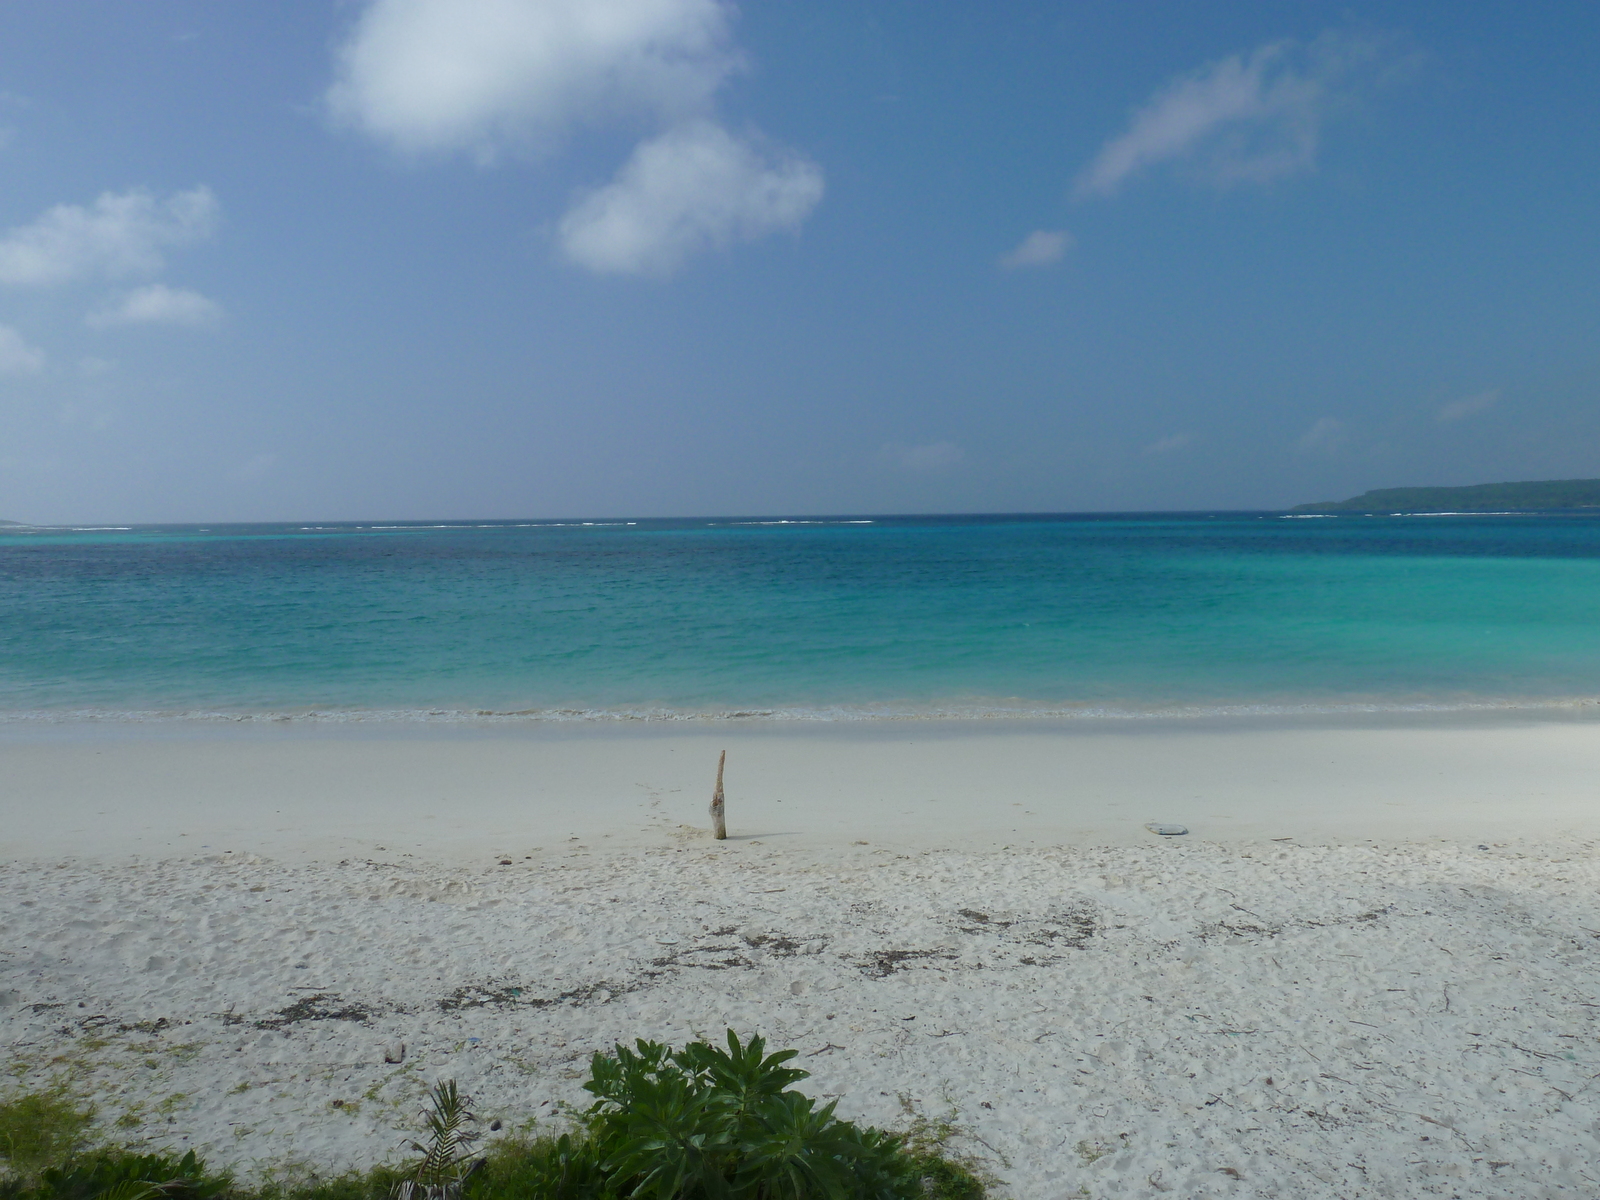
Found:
1293,478 -> 1600,514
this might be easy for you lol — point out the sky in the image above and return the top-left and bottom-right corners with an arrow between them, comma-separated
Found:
0,0 -> 1597,523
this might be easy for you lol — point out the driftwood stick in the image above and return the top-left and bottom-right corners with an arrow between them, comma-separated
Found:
710,749 -> 727,840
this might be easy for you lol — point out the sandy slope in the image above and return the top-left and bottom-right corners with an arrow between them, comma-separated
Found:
5,717 -> 1600,1197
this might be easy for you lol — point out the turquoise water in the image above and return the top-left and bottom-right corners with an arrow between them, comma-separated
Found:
3,513 -> 1600,719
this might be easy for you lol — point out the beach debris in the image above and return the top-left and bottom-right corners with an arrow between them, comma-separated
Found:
856,948 -> 956,978
1145,822 -> 1188,836
257,992 -> 370,1030
439,983 -> 529,1012
710,749 -> 727,840
385,1040 -> 406,1063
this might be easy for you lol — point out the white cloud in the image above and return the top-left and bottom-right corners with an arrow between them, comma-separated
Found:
1436,388 -> 1498,424
558,120 -> 822,275
328,0 -> 738,158
1144,432 -> 1192,455
999,230 -> 1073,269
885,441 -> 964,471
86,284 -> 223,330
0,324 -> 43,375
0,187 -> 218,286
1077,33 -> 1387,197
330,0 -> 821,275
1297,416 -> 1346,454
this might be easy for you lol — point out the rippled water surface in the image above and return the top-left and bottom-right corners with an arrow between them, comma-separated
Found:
3,513 -> 1600,718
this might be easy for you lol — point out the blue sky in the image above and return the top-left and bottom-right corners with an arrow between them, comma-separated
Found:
0,1 -> 1596,522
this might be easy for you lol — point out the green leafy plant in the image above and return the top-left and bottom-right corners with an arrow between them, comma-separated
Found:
33,1150 -> 228,1200
393,1083 -> 480,1200
574,1029 -> 970,1199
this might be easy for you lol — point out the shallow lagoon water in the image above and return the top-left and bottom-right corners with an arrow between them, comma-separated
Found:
3,511 -> 1599,719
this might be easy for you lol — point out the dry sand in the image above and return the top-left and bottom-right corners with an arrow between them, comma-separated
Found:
5,714 -> 1600,1197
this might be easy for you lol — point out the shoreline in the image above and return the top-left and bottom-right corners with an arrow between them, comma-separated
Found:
4,709 -> 1600,863
5,693 -> 1600,726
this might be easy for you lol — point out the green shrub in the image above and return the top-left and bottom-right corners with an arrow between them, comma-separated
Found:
557,1029 -> 981,1198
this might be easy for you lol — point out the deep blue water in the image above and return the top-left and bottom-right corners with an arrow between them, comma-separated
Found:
3,512 -> 1600,719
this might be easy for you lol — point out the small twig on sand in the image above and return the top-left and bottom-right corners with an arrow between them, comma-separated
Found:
1509,1041 -> 1562,1061
710,749 -> 727,840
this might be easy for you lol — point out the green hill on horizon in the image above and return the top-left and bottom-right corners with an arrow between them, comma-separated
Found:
1293,478 -> 1600,513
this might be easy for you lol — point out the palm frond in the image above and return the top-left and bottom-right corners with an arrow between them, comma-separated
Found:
394,1080 -> 480,1200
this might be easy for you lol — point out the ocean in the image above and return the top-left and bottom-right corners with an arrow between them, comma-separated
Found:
3,512 -> 1599,721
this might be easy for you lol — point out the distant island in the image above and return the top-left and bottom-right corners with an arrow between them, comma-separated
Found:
1292,478 -> 1600,514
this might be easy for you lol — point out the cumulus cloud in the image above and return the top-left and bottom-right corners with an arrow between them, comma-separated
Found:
0,187 -> 218,286
0,324 -> 44,375
999,230 -> 1073,269
1144,432 -> 1192,455
329,0 -> 820,275
328,0 -> 738,158
86,284 -> 223,330
558,120 -> 822,275
1077,33 -> 1388,197
884,441 -> 964,471
1297,416 -> 1347,454
1436,388 -> 1498,424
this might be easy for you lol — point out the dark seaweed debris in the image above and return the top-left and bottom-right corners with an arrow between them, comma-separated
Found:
256,993 -> 371,1029
856,949 -> 956,979
439,983 -> 528,1012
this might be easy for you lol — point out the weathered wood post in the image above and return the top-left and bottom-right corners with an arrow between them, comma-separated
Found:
710,749 -> 727,840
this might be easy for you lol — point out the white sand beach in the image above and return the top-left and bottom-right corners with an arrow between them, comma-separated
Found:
6,714 -> 1600,1197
